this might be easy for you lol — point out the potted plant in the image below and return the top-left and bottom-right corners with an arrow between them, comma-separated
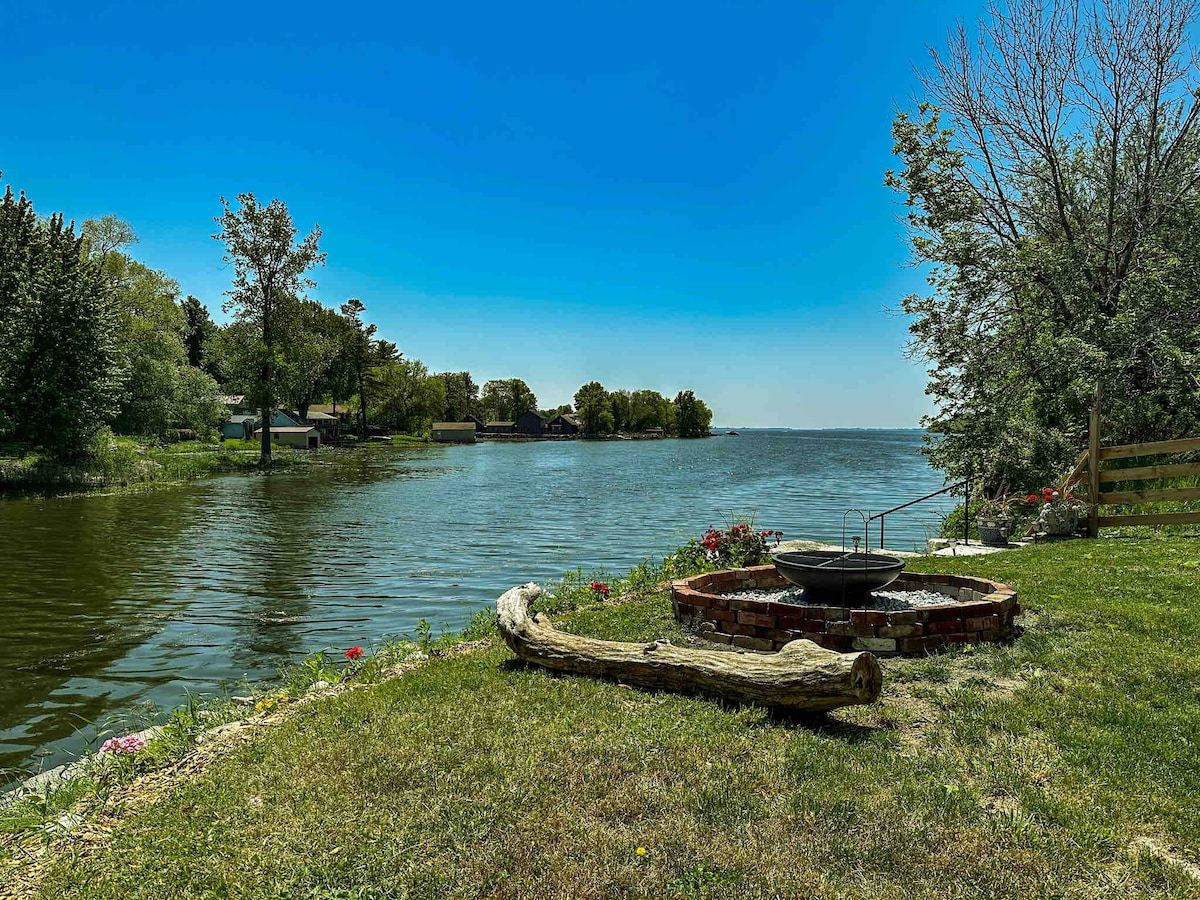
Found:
976,497 -> 1016,546
1022,487 -> 1086,537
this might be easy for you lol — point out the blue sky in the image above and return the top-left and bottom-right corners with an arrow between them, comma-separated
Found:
1,0 -> 981,427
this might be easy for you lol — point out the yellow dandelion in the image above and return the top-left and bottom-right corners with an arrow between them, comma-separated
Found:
636,847 -> 647,856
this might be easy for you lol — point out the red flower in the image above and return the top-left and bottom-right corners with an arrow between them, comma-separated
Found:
590,581 -> 610,596
345,646 -> 364,661
1027,494 -> 1037,502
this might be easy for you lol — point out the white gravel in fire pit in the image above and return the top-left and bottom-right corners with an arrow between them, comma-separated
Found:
723,587 -> 952,610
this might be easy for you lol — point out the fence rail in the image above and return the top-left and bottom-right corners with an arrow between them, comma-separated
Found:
1082,386 -> 1200,536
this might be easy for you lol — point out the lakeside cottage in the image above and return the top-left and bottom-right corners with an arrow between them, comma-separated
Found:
302,409 -> 340,441
253,425 -> 320,449
546,413 -> 580,435
220,414 -> 259,441
460,414 -> 486,431
218,394 -> 254,416
514,410 -> 544,436
481,410 -> 545,437
222,408 -> 322,449
431,422 -> 476,443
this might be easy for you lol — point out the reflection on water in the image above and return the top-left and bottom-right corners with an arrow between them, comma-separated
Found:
0,430 -> 953,772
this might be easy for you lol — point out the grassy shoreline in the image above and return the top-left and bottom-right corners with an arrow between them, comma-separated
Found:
4,534 -> 1200,897
0,434 -> 433,499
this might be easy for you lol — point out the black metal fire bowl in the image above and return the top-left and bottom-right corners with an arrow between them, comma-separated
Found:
771,549 -> 907,603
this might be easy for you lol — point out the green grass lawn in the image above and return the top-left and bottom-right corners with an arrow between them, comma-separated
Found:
17,535 -> 1200,898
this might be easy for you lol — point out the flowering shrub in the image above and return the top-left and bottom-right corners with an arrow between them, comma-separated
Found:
699,521 -> 781,567
100,735 -> 148,755
345,646 -> 364,661
590,581 -> 611,599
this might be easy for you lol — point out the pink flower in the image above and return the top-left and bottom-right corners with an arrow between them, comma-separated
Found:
101,735 -> 148,755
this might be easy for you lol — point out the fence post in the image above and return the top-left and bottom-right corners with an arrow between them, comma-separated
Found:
1087,383 -> 1101,538
964,464 -> 971,546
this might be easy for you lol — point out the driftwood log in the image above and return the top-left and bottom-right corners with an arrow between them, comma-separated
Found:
497,583 -> 882,712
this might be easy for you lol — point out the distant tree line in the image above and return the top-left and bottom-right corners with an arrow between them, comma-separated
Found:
0,180 -> 715,464
572,382 -> 712,437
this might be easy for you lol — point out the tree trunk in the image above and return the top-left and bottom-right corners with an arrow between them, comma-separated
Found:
260,277 -> 274,465
496,584 -> 882,713
357,357 -> 367,439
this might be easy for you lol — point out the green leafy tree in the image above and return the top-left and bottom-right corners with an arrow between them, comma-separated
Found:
629,389 -> 670,431
480,378 -> 538,422
276,299 -> 352,420
0,185 -> 121,457
609,389 -> 632,433
338,298 -> 385,437
887,0 -> 1200,493
369,358 -> 445,433
574,381 -> 611,435
673,390 -> 712,438
213,194 -> 325,463
173,365 -> 225,436
102,255 -> 189,437
438,371 -> 480,421
81,219 -> 226,439
181,295 -> 223,380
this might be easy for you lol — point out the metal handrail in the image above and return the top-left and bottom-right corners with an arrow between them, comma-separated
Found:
868,478 -> 970,549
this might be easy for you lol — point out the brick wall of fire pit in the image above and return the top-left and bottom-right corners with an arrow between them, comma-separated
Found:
671,565 -> 1019,656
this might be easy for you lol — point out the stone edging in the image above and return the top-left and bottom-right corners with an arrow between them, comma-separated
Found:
671,566 -> 1020,656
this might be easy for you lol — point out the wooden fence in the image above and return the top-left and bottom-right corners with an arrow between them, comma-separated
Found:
1064,389 -> 1200,536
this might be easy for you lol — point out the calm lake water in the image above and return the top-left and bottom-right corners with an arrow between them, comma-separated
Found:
1,429 -> 953,774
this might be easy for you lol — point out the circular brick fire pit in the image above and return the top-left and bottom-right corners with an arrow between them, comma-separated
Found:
671,565 -> 1019,656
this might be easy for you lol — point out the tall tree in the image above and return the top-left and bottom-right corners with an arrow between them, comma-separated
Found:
673,390 -> 712,438
0,186 -> 121,457
887,0 -> 1200,492
629,389 -> 670,431
609,389 -> 632,433
213,195 -> 324,463
339,298 -> 377,437
276,299 -> 350,420
181,295 -> 221,378
104,255 -> 190,436
81,214 -> 138,260
480,378 -> 538,422
369,358 -> 445,433
438,371 -> 479,421
574,381 -> 611,435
